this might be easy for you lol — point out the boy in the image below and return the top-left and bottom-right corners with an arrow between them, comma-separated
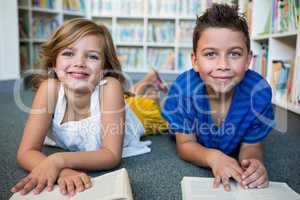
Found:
162,4 -> 275,191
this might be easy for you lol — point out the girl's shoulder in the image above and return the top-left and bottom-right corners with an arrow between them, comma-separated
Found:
34,78 -> 60,113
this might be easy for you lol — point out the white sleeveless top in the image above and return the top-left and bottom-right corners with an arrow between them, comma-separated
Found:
44,80 -> 151,158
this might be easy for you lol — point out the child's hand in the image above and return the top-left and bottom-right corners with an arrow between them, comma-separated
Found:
57,168 -> 92,197
240,159 -> 268,189
10,154 -> 63,195
209,150 -> 243,191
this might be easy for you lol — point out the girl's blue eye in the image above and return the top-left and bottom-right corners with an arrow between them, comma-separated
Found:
62,51 -> 73,57
88,54 -> 99,60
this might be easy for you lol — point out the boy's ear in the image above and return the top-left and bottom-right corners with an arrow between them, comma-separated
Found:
245,51 -> 253,71
191,51 -> 199,72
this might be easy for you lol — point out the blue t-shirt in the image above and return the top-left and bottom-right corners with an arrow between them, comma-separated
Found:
162,69 -> 275,155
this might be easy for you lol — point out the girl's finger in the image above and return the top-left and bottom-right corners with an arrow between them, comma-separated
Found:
74,177 -> 84,192
58,178 -> 67,195
66,179 -> 75,197
47,176 -> 55,192
33,178 -> 47,194
21,179 -> 37,195
80,174 -> 92,189
11,176 -> 31,192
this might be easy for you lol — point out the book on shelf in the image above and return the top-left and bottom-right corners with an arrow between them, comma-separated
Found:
116,21 -> 144,43
178,21 -> 194,43
116,0 -> 144,16
178,48 -> 192,71
271,59 -> 294,101
63,0 -> 85,12
148,0 -> 177,16
181,176 -> 300,200
10,168 -> 134,200
148,21 -> 175,43
20,44 -> 30,71
292,56 -> 300,106
32,0 -> 57,9
147,48 -> 175,70
179,0 -> 202,16
19,16 -> 29,39
91,0 -> 113,15
117,47 -> 144,69
32,15 -> 59,39
250,44 -> 268,78
271,0 -> 300,33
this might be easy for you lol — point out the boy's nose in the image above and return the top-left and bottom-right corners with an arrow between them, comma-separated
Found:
217,56 -> 229,71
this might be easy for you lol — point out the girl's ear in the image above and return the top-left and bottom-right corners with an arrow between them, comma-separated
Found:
191,51 -> 199,72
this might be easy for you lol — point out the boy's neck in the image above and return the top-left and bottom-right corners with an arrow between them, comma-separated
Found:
206,85 -> 233,103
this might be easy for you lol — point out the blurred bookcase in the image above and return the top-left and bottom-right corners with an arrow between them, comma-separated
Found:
240,0 -> 300,115
18,0 -> 239,78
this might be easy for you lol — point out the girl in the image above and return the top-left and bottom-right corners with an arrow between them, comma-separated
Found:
10,18 -> 166,197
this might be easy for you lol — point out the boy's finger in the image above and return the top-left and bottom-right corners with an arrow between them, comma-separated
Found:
231,169 -> 242,184
242,163 -> 256,179
257,178 -> 269,189
242,170 -> 261,186
241,159 -> 250,169
231,163 -> 244,175
221,177 -> 230,192
213,176 -> 221,188
248,174 -> 267,188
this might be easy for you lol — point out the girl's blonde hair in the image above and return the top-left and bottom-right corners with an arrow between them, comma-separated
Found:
32,18 -> 124,90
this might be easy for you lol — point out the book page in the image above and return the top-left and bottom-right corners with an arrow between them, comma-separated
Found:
181,177 -> 239,200
235,182 -> 300,200
10,168 -> 132,200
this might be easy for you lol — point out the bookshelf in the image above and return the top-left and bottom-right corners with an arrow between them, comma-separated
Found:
19,0 -> 234,78
240,0 -> 300,115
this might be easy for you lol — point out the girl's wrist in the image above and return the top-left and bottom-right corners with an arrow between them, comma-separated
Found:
50,153 -> 65,169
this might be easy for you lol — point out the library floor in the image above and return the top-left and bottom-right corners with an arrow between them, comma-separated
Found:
1,87 -> 300,200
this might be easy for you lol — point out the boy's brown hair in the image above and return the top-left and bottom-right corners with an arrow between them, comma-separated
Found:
32,18 -> 124,90
193,3 -> 250,53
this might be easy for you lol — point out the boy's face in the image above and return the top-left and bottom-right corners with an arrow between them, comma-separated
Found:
191,28 -> 252,94
55,34 -> 104,93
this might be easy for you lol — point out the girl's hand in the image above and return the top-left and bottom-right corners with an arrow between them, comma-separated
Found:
57,169 -> 92,197
209,150 -> 243,191
10,154 -> 63,195
240,159 -> 268,189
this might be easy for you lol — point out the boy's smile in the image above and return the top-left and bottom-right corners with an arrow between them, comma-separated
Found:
191,28 -> 252,95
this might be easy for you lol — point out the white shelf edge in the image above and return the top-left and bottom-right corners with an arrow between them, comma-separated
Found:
270,31 -> 298,39
31,7 -> 60,14
63,10 -> 86,16
18,6 -> 29,10
146,43 -> 175,48
272,99 -> 300,115
116,42 -> 143,47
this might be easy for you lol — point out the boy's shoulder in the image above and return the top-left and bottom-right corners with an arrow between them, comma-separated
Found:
239,70 -> 272,104
170,68 -> 203,96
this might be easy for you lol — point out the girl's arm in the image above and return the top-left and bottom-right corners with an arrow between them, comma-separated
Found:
54,77 -> 125,171
17,79 -> 59,171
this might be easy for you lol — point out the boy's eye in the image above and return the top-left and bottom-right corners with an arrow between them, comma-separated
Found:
62,51 -> 73,57
229,51 -> 242,58
204,52 -> 217,58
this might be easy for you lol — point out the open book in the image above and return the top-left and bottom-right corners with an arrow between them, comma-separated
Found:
181,177 -> 300,200
10,168 -> 133,200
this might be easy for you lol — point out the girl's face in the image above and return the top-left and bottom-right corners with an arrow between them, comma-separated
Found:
191,27 -> 252,95
55,34 -> 104,93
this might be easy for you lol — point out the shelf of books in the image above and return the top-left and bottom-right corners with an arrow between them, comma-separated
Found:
19,0 -> 239,79
240,0 -> 300,114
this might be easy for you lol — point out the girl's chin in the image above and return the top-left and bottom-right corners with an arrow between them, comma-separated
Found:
64,82 -> 96,93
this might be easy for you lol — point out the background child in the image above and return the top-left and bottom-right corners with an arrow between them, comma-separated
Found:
162,4 -> 275,191
10,18 -> 160,197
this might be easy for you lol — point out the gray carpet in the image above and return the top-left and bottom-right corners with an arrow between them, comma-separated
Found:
1,85 -> 300,200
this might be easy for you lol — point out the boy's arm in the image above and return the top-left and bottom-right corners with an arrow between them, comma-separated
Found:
176,133 -> 243,191
238,142 -> 263,162
54,77 -> 124,171
238,142 -> 268,188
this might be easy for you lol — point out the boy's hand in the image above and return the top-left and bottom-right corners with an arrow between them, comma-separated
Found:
57,169 -> 92,197
10,154 -> 63,195
208,150 -> 243,191
240,159 -> 268,189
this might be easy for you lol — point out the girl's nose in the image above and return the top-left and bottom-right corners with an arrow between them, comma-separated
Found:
73,55 -> 85,68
